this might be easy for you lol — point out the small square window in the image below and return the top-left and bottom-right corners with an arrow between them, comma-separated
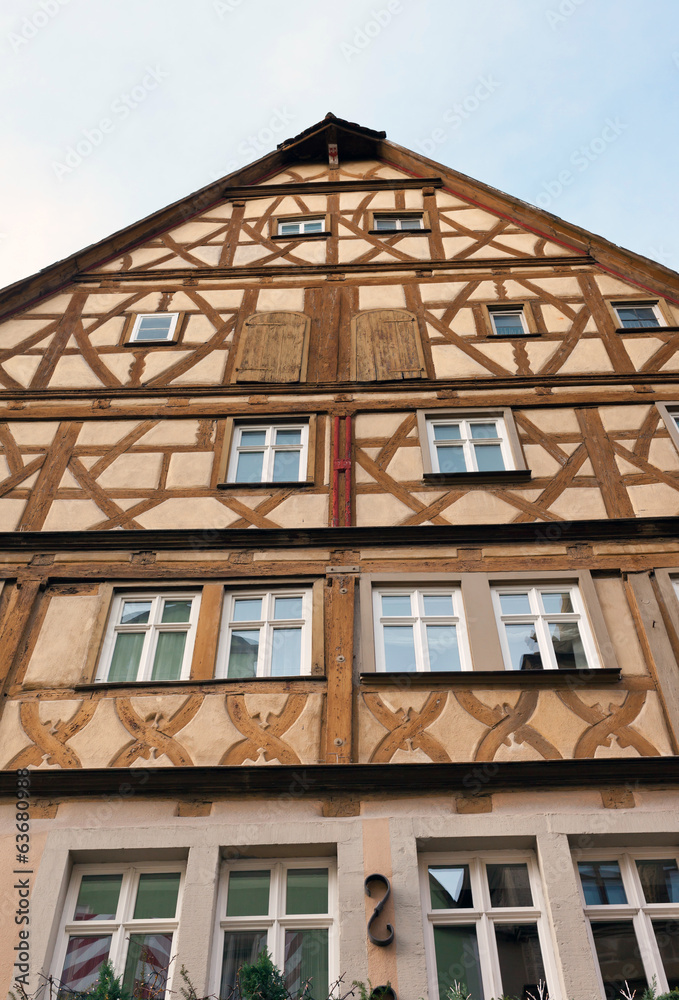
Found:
226,421 -> 310,484
216,589 -> 312,678
426,415 -> 513,474
373,586 -> 471,672
129,313 -> 179,343
613,301 -> 663,329
373,214 -> 424,231
277,217 -> 325,236
489,307 -> 529,337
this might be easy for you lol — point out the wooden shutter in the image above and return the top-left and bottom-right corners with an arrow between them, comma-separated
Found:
235,312 -> 310,383
352,309 -> 425,381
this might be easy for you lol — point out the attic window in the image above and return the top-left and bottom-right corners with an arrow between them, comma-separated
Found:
489,307 -> 529,337
373,214 -> 424,232
613,302 -> 663,329
130,313 -> 179,343
277,217 -> 325,236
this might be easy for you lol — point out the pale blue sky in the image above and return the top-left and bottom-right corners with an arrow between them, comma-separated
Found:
1,0 -> 678,287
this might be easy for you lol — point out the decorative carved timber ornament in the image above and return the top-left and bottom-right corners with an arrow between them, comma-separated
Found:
456,690 -> 562,762
8,700 -> 96,769
363,691 -> 451,763
108,695 -> 202,767
222,693 -> 307,765
558,690 -> 660,758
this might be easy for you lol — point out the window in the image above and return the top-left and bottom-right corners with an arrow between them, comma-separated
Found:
277,217 -> 325,236
577,852 -> 679,997
489,307 -> 529,337
216,860 -> 336,998
373,213 -> 424,231
425,414 -> 514,474
216,589 -> 312,678
97,592 -> 201,683
129,313 -> 179,343
53,865 -> 183,998
226,422 -> 309,484
421,853 -> 553,1000
613,301 -> 663,329
491,584 -> 598,671
373,586 -> 471,672
234,312 -> 310,383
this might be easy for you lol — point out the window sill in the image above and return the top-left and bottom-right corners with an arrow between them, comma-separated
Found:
489,331 -> 542,338
123,340 -> 179,347
270,232 -> 331,241
617,325 -> 679,334
360,668 -> 622,688
368,229 -> 432,236
423,470 -> 532,485
76,675 -> 327,691
217,481 -> 314,489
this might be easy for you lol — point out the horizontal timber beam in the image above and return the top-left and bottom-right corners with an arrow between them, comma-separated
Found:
220,178 -> 444,199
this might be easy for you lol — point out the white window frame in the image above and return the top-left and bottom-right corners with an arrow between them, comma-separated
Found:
277,217 -> 325,236
216,588 -> 313,679
612,301 -> 665,329
373,213 -> 424,231
576,848 -> 679,997
491,583 -> 600,672
420,851 -> 560,1000
488,306 -> 530,337
426,414 -> 515,474
227,422 -> 309,484
96,591 -> 201,683
52,863 -> 185,997
212,858 -> 338,995
373,586 -> 472,673
129,313 -> 179,343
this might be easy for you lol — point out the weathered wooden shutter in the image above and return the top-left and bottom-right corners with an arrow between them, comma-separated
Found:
352,309 -> 425,382
235,312 -> 310,383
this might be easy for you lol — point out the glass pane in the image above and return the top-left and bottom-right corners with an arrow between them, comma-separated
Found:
381,594 -> 412,616
437,445 -> 466,473
653,919 -> 679,990
433,423 -> 462,440
495,923 -> 546,1000
487,863 -> 533,907
474,444 -> 505,472
271,628 -> 302,676
280,223 -> 300,235
273,449 -> 300,482
590,921 -> 646,999
108,633 -> 145,682
375,218 -> 395,230
505,623 -> 543,670
151,631 -> 186,681
286,868 -> 328,914
617,306 -> 659,328
232,598 -> 263,622
221,930 -> 267,994
493,312 -> 525,335
61,936 -> 112,992
499,593 -> 531,615
276,428 -> 302,445
383,625 -> 417,671
427,625 -> 461,671
303,220 -> 323,233
227,631 -> 259,678
274,596 -> 303,620
423,594 -> 454,616
429,865 -> 473,909
284,928 -> 328,997
548,621 -> 588,670
433,925 -> 483,1000
134,873 -> 180,919
637,859 -> 679,903
161,600 -> 191,623
235,450 -> 264,483
401,216 -> 422,229
227,870 -> 270,916
578,861 -> 627,905
541,591 -> 574,614
470,423 -> 498,439
74,874 -> 122,920
240,430 -> 267,446
139,316 -> 172,331
121,601 -> 151,625
123,932 -> 173,999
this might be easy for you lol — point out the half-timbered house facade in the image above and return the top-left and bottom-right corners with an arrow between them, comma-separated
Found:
1,114 -> 679,1000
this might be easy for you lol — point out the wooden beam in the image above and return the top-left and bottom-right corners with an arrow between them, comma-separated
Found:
324,574 -> 355,763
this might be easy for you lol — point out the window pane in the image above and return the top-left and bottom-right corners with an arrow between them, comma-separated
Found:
433,925 -> 483,1000
280,222 -> 300,235
637,859 -> 679,903
61,935 -> 112,992
470,423 -> 498,439
400,216 -> 422,229
274,596 -> 303,620
433,423 -> 462,440
653,919 -> 679,990
232,598 -> 263,622
151,631 -> 186,681
499,593 -> 531,615
284,928 -> 328,997
271,628 -> 302,676
276,428 -> 302,445
121,601 -> 151,625
161,600 -> 192,623
108,633 -> 145,682
540,591 -> 574,614
437,445 -> 466,473
590,921 -> 646,999
504,623 -> 543,670
493,312 -> 524,335
381,594 -> 412,616
273,449 -> 300,481
375,218 -> 395,230
423,594 -> 454,616
487,864 -> 533,907
134,872 -> 180,919
303,220 -> 323,233
74,874 -> 122,920
474,444 -> 505,472
235,450 -> 264,483
221,930 -> 267,994
578,862 -> 627,905
228,631 -> 259,678
429,865 -> 473,909
240,430 -> 267,446
226,870 -> 270,916
383,625 -> 417,671
286,868 -> 328,914
427,625 -> 461,671
139,316 -> 172,332
123,932 -> 173,999
548,621 -> 588,670
495,923 -> 546,1000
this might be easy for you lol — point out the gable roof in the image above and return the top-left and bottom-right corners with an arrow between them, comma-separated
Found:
1,113 -> 678,320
